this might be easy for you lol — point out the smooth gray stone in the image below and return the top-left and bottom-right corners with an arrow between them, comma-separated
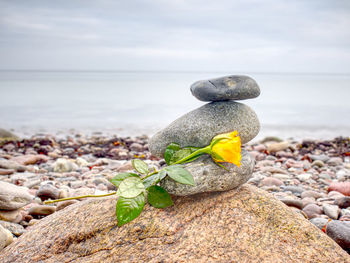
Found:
326,220 -> 350,252
160,150 -> 254,196
310,217 -> 329,230
36,184 -> 60,201
149,101 -> 260,158
190,75 -> 260,102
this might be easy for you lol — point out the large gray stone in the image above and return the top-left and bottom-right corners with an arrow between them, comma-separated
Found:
149,101 -> 260,157
0,181 -> 33,210
190,75 -> 260,102
160,150 -> 254,196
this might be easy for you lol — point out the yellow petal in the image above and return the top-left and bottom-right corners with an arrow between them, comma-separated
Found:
211,131 -> 241,167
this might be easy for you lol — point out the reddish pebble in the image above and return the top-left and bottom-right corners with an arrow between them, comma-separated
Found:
285,159 -> 304,169
328,182 -> 350,196
261,177 -> 284,187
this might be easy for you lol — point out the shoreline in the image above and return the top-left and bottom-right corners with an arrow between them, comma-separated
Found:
1,124 -> 349,142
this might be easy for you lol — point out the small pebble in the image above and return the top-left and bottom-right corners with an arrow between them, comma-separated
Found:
28,205 -> 56,216
303,204 -> 323,219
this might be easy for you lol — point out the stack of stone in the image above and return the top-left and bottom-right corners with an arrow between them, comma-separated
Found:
149,75 -> 261,195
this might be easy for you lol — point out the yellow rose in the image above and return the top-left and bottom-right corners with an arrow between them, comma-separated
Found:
171,131 -> 242,168
210,131 -> 241,167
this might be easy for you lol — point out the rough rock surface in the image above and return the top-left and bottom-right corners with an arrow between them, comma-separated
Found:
149,101 -> 260,157
160,150 -> 254,196
190,75 -> 260,102
1,185 -> 349,263
0,181 -> 33,210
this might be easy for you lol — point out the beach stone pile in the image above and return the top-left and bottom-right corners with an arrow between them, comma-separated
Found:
149,75 -> 261,195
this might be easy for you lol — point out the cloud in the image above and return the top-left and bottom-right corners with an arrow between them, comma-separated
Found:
0,0 -> 349,72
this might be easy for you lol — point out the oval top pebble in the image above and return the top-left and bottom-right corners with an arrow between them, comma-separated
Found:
190,75 -> 260,102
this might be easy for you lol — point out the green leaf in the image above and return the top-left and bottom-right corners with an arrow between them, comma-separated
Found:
159,170 -> 167,181
142,173 -> 160,189
147,185 -> 173,208
131,159 -> 149,175
110,172 -> 139,187
164,143 -> 181,165
165,143 -> 201,165
171,147 -> 201,164
116,193 -> 145,226
117,177 -> 145,198
164,165 -> 195,186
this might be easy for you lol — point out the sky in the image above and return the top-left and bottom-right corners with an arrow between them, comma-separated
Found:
0,0 -> 350,73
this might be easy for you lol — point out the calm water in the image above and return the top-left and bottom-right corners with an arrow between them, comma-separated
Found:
0,71 -> 349,140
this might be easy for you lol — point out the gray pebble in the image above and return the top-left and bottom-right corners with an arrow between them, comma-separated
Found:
309,154 -> 330,162
282,186 -> 304,197
322,204 -> 340,219
302,203 -> 323,219
36,184 -> 60,201
334,197 -> 350,209
190,75 -> 260,102
326,220 -> 350,252
327,157 -> 343,166
310,217 -> 329,230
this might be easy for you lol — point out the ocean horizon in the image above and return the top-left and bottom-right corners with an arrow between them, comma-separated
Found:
0,70 -> 349,141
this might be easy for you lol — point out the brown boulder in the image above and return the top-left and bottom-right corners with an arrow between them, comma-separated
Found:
1,185 -> 349,263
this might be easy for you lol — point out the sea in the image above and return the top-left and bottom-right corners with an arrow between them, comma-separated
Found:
0,70 -> 349,141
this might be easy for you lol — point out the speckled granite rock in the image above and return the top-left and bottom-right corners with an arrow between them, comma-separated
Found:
160,150 -> 254,196
1,185 -> 349,263
190,75 -> 260,102
149,101 -> 260,157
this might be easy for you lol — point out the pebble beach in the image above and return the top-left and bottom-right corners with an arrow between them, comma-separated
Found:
1,130 -> 350,254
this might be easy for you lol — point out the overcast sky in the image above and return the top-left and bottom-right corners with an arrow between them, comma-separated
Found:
0,0 -> 349,73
